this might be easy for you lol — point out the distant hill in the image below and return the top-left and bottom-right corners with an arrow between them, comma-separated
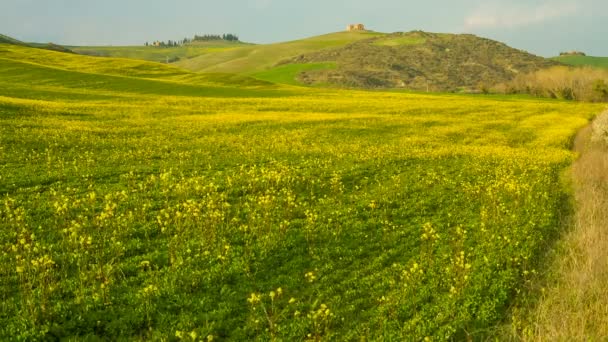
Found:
551,55 -> 608,70
29,42 -> 74,54
278,31 -> 558,91
71,40 -> 248,64
0,33 -> 28,46
1,33 -> 73,53
175,31 -> 385,74
0,43 -> 273,90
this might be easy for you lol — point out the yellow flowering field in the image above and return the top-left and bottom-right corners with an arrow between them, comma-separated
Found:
0,44 -> 604,340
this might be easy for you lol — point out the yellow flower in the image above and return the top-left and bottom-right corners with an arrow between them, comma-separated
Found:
247,292 -> 261,305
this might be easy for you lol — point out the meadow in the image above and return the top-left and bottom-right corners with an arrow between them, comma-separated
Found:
71,41 -> 246,64
552,55 -> 608,70
174,31 -> 383,74
0,44 -> 604,340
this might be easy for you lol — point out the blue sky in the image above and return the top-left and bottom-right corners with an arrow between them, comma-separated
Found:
1,0 -> 606,56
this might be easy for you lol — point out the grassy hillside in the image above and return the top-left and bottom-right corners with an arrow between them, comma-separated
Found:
552,55 -> 608,70
251,62 -> 336,86
0,44 -> 271,89
72,41 -> 247,64
0,43 -> 604,340
0,33 -> 27,46
1,33 -> 73,54
281,31 -> 558,91
175,31 -> 384,74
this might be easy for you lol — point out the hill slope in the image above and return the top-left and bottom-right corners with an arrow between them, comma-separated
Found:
280,31 -> 558,91
175,31 -> 385,74
0,43 -> 276,100
0,33 -> 28,46
71,40 -> 248,64
1,33 -> 73,53
552,55 -> 608,70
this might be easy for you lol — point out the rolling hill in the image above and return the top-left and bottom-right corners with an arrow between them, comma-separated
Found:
279,31 -> 559,91
0,33 -> 28,46
25,30 -> 561,92
175,31 -> 385,74
0,43 -> 277,100
1,33 -> 73,53
71,40 -> 248,64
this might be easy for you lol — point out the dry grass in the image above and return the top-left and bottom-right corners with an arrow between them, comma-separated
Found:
500,66 -> 608,102
526,111 -> 608,341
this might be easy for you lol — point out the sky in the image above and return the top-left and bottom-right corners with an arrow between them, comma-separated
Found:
1,0 -> 607,57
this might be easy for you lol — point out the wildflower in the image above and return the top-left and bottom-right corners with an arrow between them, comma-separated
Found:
305,271 -> 316,283
369,200 -> 377,210
247,292 -> 261,305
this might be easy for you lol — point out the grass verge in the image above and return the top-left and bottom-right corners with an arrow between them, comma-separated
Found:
499,110 -> 608,340
528,111 -> 608,340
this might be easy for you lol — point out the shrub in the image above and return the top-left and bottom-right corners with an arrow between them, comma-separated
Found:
499,66 -> 608,102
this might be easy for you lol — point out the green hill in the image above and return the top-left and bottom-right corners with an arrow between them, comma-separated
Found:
0,33 -> 28,46
28,42 -> 74,53
552,55 -> 608,70
0,43 -> 275,96
175,31 -> 385,74
1,33 -> 74,53
71,40 -> 247,64
278,31 -> 558,91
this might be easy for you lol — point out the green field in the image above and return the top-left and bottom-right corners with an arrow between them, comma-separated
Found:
251,63 -> 336,86
71,41 -> 247,64
175,31 -> 384,74
552,55 -> 608,69
0,43 -> 604,340
67,32 -> 383,86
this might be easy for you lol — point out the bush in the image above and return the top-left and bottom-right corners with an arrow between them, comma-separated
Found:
499,66 -> 608,102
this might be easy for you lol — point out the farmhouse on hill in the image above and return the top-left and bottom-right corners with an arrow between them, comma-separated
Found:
347,24 -> 366,32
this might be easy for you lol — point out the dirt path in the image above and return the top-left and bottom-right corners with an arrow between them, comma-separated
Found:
529,111 -> 608,340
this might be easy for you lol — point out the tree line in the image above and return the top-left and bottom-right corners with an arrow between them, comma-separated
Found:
145,33 -> 239,47
193,34 -> 239,42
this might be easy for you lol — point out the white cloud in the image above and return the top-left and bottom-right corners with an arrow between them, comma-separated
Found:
464,2 -> 579,30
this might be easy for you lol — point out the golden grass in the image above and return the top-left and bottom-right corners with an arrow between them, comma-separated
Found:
501,66 -> 608,102
525,111 -> 608,340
